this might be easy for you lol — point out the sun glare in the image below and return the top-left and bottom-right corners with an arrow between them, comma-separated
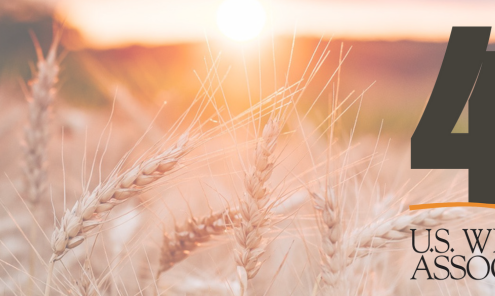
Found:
217,0 -> 266,42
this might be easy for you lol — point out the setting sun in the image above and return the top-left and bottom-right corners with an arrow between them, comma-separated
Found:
217,0 -> 266,42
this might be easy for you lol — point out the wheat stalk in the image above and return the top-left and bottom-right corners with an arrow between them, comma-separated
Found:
45,131 -> 195,296
234,118 -> 280,294
156,208 -> 240,278
23,33 -> 59,295
24,33 -> 59,209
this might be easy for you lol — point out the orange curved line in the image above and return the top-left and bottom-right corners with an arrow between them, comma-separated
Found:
409,202 -> 495,211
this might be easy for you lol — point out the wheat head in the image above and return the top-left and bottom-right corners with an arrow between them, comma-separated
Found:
50,132 -> 195,262
345,207 -> 464,258
157,208 -> 240,278
23,36 -> 59,208
312,188 -> 347,295
234,118 -> 280,294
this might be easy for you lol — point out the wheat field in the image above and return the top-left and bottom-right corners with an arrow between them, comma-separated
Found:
0,22 -> 491,296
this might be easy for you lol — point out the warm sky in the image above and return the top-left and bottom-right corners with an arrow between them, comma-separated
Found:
53,0 -> 495,48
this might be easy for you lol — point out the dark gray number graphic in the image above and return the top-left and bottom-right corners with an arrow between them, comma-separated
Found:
412,27 -> 495,204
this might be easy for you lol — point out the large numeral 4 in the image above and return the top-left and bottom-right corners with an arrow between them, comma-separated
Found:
411,27 -> 495,204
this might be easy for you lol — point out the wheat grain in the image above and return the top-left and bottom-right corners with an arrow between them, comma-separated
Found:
234,118 -> 280,294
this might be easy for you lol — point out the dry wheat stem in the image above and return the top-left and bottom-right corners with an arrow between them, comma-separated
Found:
156,209 -> 240,279
44,132 -> 196,296
234,118 -> 280,293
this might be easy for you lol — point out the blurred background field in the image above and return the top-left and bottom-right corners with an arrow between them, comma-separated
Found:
5,0 -> 495,138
